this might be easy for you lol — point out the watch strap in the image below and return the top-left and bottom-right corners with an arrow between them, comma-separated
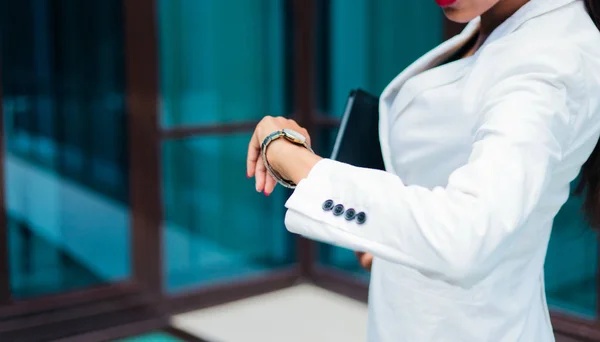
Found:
260,129 -> 313,189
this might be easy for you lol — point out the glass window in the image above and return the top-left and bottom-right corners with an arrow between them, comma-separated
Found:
316,0 -> 443,277
157,0 -> 286,127
163,133 -> 295,293
2,0 -> 130,299
321,0 -> 443,117
545,181 -> 598,319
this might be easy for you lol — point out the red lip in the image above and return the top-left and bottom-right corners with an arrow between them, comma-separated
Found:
435,0 -> 457,7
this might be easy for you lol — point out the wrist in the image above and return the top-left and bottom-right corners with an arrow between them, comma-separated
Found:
266,139 -> 321,185
266,139 -> 299,178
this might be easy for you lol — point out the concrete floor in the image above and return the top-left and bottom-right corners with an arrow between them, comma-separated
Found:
171,284 -> 369,342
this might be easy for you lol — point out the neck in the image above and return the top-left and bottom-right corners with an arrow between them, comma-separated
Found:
480,0 -> 530,37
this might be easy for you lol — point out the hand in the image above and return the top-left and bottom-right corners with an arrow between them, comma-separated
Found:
355,251 -> 373,272
247,116 -> 312,196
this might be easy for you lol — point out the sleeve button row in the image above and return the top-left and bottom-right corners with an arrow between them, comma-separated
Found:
321,199 -> 367,225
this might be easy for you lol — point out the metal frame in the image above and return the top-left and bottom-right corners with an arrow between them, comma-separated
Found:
291,0 -> 318,279
124,0 -> 163,296
161,121 -> 260,139
552,312 -> 600,341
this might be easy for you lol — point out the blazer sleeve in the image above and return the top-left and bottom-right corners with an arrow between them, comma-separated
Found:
283,44 -> 583,284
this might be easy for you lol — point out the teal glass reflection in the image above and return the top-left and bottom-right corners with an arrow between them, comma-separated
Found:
318,0 -> 443,278
163,133 -> 295,293
158,0 -> 286,127
325,0 -> 443,118
2,0 -> 130,299
545,180 -> 598,318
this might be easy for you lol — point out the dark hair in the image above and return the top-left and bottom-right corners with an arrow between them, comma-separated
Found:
574,1 -> 600,228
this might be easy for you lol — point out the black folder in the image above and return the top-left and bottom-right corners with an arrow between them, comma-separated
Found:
330,89 -> 385,170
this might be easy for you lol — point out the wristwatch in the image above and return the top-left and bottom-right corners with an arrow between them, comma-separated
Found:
261,128 -> 314,189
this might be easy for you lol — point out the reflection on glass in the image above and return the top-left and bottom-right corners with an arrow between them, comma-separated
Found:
163,133 -> 295,293
545,181 -> 598,318
8,219 -> 103,299
322,0 -> 443,118
2,0 -> 130,299
157,0 -> 286,127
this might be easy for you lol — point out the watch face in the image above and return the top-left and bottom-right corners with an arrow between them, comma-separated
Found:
283,129 -> 306,144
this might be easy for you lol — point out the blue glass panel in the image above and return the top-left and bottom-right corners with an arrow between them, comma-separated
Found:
163,133 -> 295,293
157,0 -> 286,127
545,180 -> 598,319
324,0 -> 443,117
2,0 -> 130,299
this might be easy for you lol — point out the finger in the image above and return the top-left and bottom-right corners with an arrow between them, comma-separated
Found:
255,157 -> 267,193
360,253 -> 373,271
303,128 -> 312,147
264,172 -> 277,196
247,129 -> 260,178
355,251 -> 370,270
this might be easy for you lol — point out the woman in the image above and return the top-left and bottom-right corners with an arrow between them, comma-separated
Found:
247,0 -> 600,341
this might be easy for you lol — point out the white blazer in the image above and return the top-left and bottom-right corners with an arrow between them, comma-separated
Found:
284,0 -> 600,341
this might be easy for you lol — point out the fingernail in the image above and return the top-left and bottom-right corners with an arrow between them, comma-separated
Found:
264,191 -> 270,197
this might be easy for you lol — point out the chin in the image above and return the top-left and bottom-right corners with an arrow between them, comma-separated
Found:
443,8 -> 478,23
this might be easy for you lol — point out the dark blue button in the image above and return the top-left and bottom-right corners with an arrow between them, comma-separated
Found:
356,212 -> 367,225
322,199 -> 335,211
333,204 -> 345,216
344,208 -> 356,221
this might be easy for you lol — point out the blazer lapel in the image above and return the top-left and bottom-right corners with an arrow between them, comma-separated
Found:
379,20 -> 480,174
481,0 -> 578,51
380,19 -> 480,103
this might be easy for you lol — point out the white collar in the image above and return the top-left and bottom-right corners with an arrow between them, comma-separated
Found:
473,0 -> 578,48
